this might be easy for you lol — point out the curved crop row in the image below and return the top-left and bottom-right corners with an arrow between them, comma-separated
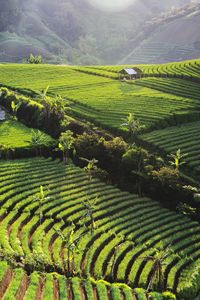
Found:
0,158 -> 199,298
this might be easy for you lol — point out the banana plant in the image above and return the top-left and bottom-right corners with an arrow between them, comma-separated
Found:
33,186 -> 50,226
28,129 -> 49,156
139,245 -> 173,292
11,100 -> 21,120
168,149 -> 188,170
53,224 -> 86,275
80,157 -> 98,182
121,112 -> 143,140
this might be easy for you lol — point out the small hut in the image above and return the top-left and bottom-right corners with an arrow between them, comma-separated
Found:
119,67 -> 142,80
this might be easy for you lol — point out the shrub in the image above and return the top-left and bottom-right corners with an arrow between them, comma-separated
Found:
162,291 -> 176,299
104,137 -> 128,160
0,87 -> 65,137
74,132 -> 105,161
151,166 -> 180,188
0,87 -> 42,128
122,146 -> 149,172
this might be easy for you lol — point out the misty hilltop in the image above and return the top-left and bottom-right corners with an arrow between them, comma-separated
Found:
0,0 -> 199,64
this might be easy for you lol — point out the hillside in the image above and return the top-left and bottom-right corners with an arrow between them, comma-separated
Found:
0,0 -> 194,65
0,58 -> 200,299
121,2 -> 200,64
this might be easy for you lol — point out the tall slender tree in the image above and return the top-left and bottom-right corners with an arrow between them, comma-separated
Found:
58,130 -> 75,164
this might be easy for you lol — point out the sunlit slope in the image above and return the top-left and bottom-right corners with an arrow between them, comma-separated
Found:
0,62 -> 200,132
0,119 -> 53,149
0,157 -> 200,297
141,121 -> 200,178
91,58 -> 200,78
0,64 -> 112,91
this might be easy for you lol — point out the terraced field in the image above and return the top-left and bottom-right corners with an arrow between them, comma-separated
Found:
0,64 -> 112,92
0,62 -> 200,133
0,119 -> 53,150
141,121 -> 200,178
93,59 -> 200,79
0,157 -> 200,299
0,261 -> 142,300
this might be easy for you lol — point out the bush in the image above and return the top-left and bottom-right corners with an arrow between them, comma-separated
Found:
74,132 -> 105,161
162,291 -> 176,300
0,87 -> 65,137
0,87 -> 42,128
151,167 -> 180,188
149,291 -> 163,299
122,146 -> 148,172
104,137 -> 128,160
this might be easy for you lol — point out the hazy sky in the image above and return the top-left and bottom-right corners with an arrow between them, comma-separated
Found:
87,0 -> 136,12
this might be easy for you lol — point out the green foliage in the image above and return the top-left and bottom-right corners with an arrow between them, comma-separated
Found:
0,119 -> 53,154
29,129 -> 53,155
28,53 -> 43,64
58,130 -> 75,163
0,87 -> 43,128
122,145 -> 149,173
11,100 -> 21,120
168,149 -> 188,170
152,167 -> 180,188
121,112 -> 145,138
142,121 -> 200,181
162,291 -> 176,300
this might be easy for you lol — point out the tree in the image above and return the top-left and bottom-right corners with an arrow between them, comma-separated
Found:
40,91 -> 66,136
28,53 -> 43,64
53,223 -> 85,275
121,113 -> 144,140
168,149 -> 188,171
122,145 -> 149,196
28,130 -> 49,156
58,131 -> 75,164
140,246 -> 172,292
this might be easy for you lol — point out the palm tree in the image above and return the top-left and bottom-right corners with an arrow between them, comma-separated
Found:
28,130 -> 49,156
168,149 -> 188,170
58,130 -> 75,164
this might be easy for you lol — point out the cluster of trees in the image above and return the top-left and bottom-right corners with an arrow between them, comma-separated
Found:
28,54 -> 43,64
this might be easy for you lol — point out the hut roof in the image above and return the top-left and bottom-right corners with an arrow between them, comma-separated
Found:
125,68 -> 137,75
119,68 -> 141,75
